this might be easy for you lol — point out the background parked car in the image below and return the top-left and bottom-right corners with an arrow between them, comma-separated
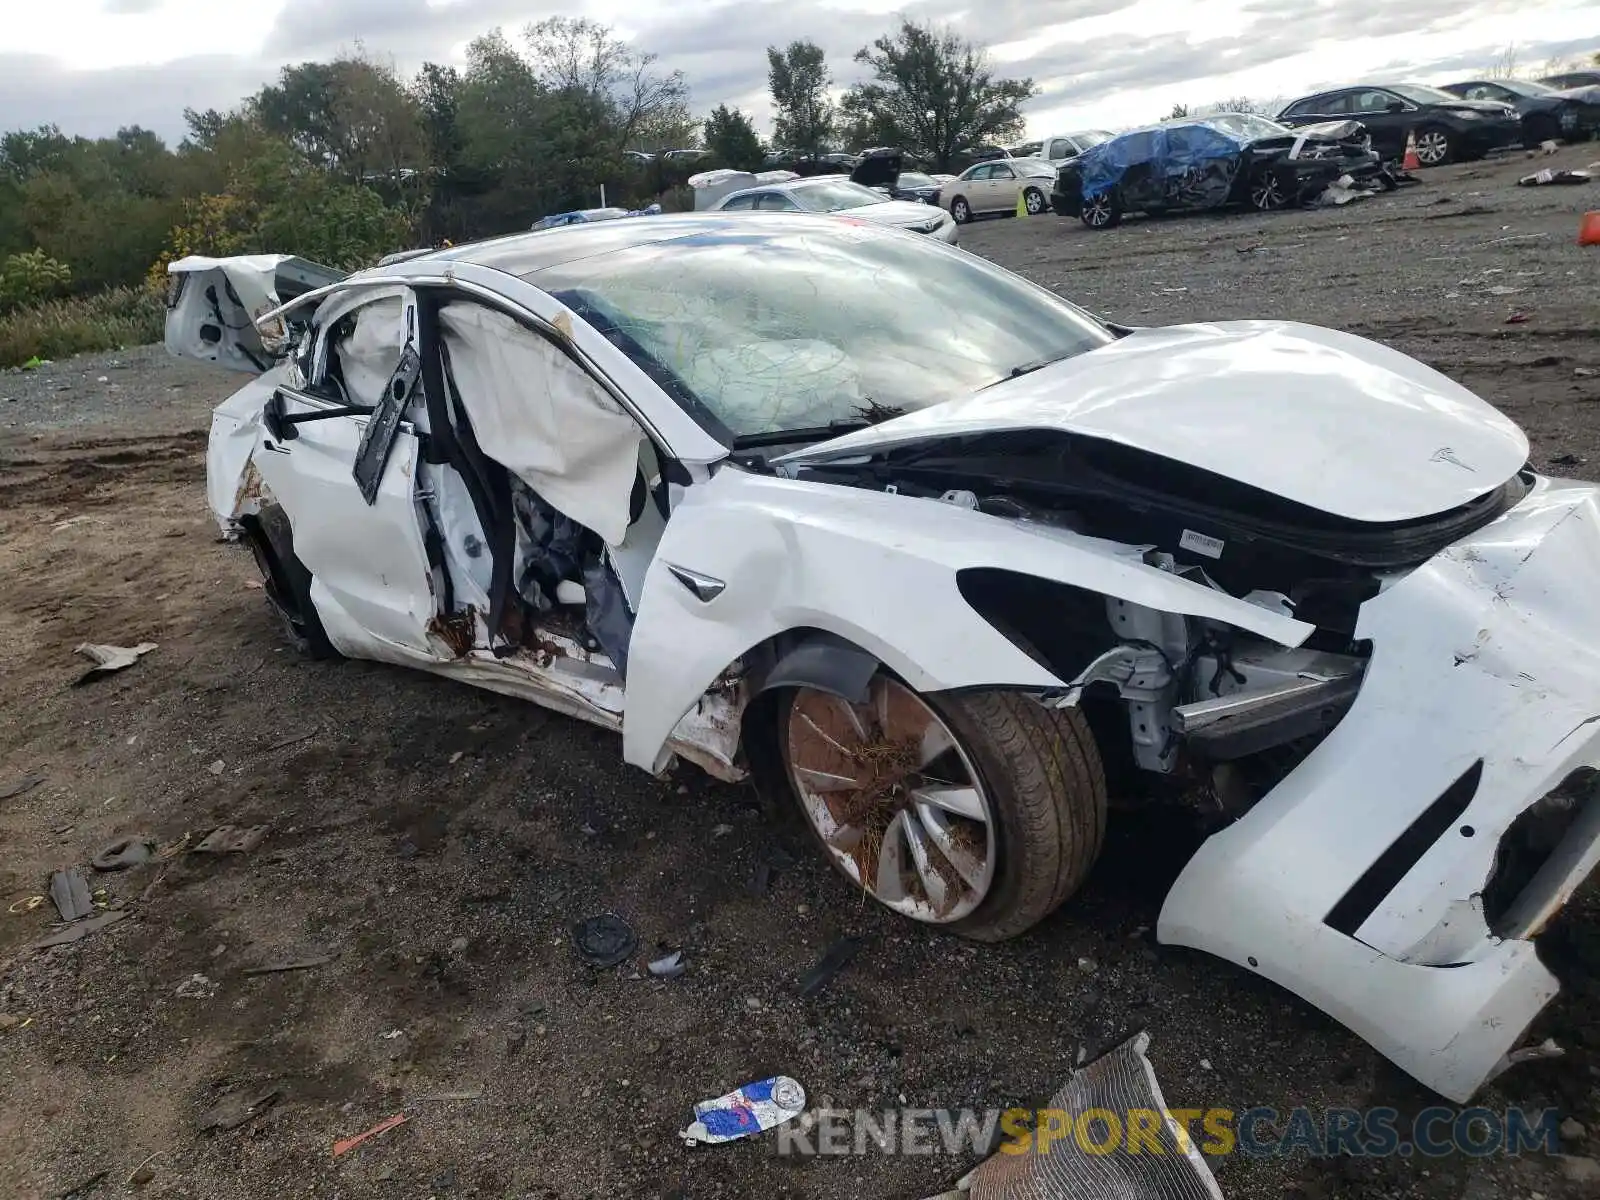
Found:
1276,83 -> 1521,165
940,158 -> 1056,223
1541,70 -> 1600,90
1440,78 -> 1600,146
1052,114 -> 1385,229
709,175 -> 958,242
1037,131 -> 1115,163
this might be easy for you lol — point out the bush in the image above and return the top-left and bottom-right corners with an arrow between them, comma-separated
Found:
0,285 -> 164,367
0,249 -> 73,310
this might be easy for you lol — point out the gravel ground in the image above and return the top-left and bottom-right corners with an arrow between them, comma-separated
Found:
2,144 -> 1599,1200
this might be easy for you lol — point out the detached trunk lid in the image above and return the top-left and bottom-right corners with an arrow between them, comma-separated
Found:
777,320 -> 1529,524
164,254 -> 346,373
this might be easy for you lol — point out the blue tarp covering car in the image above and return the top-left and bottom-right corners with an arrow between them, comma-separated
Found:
1052,114 -> 1389,229
1078,121 -> 1246,206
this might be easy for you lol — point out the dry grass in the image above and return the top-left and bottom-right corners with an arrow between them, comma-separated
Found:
0,286 -> 164,368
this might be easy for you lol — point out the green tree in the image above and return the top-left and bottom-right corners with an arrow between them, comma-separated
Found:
1168,103 -> 1190,119
254,53 -> 426,184
767,40 -> 834,157
840,21 -> 1035,171
523,17 -> 690,153
702,105 -> 764,169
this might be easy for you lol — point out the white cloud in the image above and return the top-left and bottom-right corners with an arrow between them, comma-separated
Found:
2,0 -> 1596,143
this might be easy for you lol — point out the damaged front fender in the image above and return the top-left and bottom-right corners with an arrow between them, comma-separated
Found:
1159,475 -> 1600,1102
622,468 -> 1312,774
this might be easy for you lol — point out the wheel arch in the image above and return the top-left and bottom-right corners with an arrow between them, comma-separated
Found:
620,469 -> 1313,776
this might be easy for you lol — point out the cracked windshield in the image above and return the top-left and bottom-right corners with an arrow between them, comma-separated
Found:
535,226 -> 1111,439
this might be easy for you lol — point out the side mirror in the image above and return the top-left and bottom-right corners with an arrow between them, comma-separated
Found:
263,391 -> 295,442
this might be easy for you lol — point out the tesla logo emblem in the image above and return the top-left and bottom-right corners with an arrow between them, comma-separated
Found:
666,563 -> 726,603
1431,447 -> 1473,471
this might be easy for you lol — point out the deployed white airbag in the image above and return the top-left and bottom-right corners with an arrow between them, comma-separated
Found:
439,304 -> 643,546
334,296 -> 406,405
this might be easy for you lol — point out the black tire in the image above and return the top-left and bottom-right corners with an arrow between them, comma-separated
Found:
1413,124 -> 1453,167
1023,186 -> 1046,216
1080,191 -> 1122,229
246,504 -> 339,660
779,680 -> 1107,943
932,690 -> 1107,941
950,196 -> 972,224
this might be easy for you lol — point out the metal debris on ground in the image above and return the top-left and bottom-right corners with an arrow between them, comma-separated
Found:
242,954 -> 336,975
924,1032 -> 1222,1200
679,1076 -> 807,1146
48,867 -> 94,921
571,913 -> 637,967
72,641 -> 157,685
798,936 -> 865,999
648,949 -> 687,978
265,729 -> 316,752
193,824 -> 268,855
91,836 -> 155,872
32,910 -> 128,949
0,773 -> 46,801
332,1112 -> 408,1157
410,1089 -> 484,1103
199,1088 -> 280,1133
1519,168 -> 1592,187
8,895 -> 45,915
175,973 -> 219,999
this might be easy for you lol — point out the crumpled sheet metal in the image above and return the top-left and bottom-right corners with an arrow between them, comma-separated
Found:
1078,122 -> 1246,207
951,1033 -> 1223,1200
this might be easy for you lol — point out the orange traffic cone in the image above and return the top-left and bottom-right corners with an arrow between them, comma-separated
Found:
1580,211 -> 1600,247
1402,130 -> 1422,171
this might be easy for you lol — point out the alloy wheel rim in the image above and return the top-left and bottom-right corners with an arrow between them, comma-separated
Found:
1085,196 -> 1111,225
1252,175 -> 1285,209
1026,190 -> 1044,214
1417,131 -> 1448,164
784,678 -> 997,923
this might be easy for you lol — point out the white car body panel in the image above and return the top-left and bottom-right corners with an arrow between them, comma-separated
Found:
1160,476 -> 1600,1102
620,468 -> 1312,773
784,321 -> 1530,523
207,368 -> 284,529
253,386 -> 442,660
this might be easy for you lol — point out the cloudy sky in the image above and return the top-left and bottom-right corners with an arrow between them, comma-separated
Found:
3,0 -> 1597,145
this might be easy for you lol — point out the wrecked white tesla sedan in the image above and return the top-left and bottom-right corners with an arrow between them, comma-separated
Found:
167,214 -> 1600,1105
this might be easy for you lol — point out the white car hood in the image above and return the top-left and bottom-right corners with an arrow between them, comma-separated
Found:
779,321 -> 1529,524
849,200 -> 945,227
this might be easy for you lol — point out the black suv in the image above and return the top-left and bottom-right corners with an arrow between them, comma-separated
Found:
1276,84 -> 1520,166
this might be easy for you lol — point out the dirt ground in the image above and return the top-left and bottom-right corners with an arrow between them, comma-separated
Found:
2,145 -> 1599,1200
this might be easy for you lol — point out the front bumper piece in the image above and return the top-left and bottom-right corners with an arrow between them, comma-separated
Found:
1160,476 -> 1600,1102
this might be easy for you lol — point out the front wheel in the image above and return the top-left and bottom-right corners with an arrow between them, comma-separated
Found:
1023,186 -> 1046,215
1249,166 -> 1291,211
780,675 -> 1106,942
950,196 -> 972,224
1080,191 -> 1122,229
246,504 -> 339,660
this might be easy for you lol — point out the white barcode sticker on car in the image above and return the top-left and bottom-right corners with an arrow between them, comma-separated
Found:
1179,529 -> 1225,559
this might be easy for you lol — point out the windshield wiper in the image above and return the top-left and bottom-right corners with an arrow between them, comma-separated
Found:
987,349 -> 1081,387
731,416 -> 873,450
